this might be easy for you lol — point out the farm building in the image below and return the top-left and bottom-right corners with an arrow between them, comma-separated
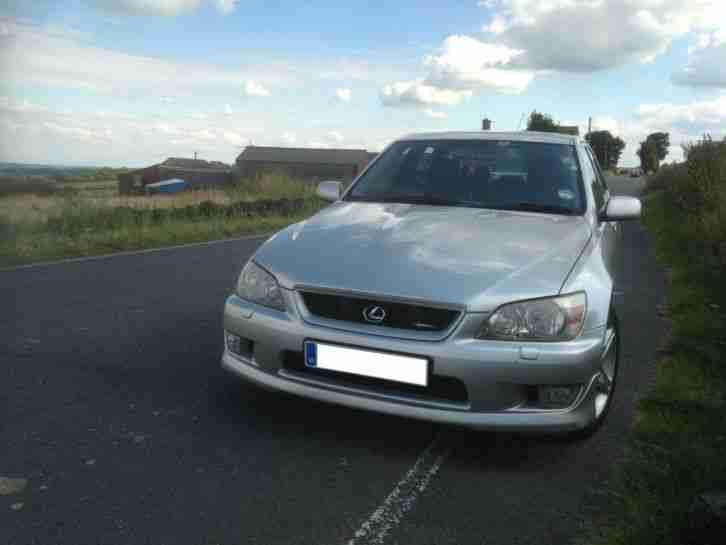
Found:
236,146 -> 378,182
119,157 -> 232,194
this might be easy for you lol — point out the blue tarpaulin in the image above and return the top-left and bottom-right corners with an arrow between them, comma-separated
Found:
145,178 -> 187,194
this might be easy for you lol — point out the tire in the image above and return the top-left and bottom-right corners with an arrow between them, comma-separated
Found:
565,308 -> 620,441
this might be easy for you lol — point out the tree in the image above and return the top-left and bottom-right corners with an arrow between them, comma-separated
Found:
586,130 -> 626,170
637,139 -> 659,173
526,111 -> 560,133
646,132 -> 670,162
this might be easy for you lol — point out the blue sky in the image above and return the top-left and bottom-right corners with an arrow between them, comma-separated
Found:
1,0 -> 725,167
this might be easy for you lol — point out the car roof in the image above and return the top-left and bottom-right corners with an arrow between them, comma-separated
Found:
395,131 -> 580,146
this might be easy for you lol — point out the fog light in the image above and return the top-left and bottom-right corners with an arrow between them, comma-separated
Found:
537,385 -> 581,409
226,332 -> 241,355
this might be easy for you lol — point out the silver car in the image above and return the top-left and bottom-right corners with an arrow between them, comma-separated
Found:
222,131 -> 641,437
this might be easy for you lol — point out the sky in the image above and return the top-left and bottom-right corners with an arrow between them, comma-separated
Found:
0,0 -> 725,168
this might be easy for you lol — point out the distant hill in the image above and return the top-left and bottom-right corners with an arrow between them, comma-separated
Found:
0,162 -> 108,177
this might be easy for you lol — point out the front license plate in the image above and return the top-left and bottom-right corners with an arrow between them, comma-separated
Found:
303,341 -> 428,387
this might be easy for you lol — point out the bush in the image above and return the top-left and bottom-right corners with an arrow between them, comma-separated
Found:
658,135 -> 726,268
679,136 -> 726,211
645,163 -> 688,194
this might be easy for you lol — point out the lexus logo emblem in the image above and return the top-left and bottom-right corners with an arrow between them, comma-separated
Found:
363,305 -> 387,324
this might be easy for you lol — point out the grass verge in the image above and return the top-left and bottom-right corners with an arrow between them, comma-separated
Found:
0,197 -> 325,267
585,190 -> 726,545
0,171 -> 326,267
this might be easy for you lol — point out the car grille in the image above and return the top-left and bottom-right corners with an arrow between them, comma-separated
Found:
282,350 -> 468,404
299,291 -> 460,332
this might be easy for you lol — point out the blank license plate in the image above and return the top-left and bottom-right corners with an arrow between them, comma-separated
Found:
303,341 -> 428,387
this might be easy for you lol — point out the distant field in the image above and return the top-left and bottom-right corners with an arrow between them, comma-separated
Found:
0,170 -> 324,266
60,180 -> 117,191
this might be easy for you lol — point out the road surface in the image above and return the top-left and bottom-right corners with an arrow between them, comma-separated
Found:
1,176 -> 664,545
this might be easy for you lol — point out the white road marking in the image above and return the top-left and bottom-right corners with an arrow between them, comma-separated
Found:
0,233 -> 271,273
346,436 -> 450,545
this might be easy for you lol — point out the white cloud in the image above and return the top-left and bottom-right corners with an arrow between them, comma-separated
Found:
0,99 -> 274,166
423,35 -> 533,94
92,1 -> 238,17
43,121 -> 113,143
0,20 -> 391,104
585,97 -> 726,166
590,116 -> 621,136
188,128 -> 215,141
635,96 -> 726,131
480,0 -> 726,72
381,79 -> 472,107
380,34 -> 533,110
673,31 -> 726,88
335,88 -> 352,102
482,15 -> 508,35
0,97 -> 47,114
152,122 -> 180,136
244,80 -> 270,97
281,131 -> 297,145
0,20 -> 269,96
423,109 -> 448,119
222,130 -> 246,146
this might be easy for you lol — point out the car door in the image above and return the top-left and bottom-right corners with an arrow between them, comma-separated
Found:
583,145 -> 619,283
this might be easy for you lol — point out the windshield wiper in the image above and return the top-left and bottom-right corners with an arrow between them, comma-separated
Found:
487,202 -> 578,215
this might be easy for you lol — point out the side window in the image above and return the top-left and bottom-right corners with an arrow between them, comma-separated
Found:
583,147 -> 606,211
586,146 -> 610,194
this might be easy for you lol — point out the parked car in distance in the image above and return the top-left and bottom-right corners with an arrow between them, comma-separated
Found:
222,131 -> 641,437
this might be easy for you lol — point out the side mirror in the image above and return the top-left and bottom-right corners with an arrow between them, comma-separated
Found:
316,181 -> 343,202
601,196 -> 641,221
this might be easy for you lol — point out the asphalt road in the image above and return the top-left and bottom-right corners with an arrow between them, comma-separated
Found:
1,175 -> 664,545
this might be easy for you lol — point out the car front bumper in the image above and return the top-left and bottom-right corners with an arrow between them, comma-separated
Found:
221,291 -> 611,432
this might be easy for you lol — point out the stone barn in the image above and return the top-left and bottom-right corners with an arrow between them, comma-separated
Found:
236,146 -> 377,183
120,157 -> 233,194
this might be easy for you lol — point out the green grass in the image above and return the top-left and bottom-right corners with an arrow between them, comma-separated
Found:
0,170 -> 328,266
226,170 -> 316,201
0,197 -> 325,266
585,191 -> 726,545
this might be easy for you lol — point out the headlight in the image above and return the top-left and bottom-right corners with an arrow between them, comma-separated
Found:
236,261 -> 286,311
477,292 -> 586,341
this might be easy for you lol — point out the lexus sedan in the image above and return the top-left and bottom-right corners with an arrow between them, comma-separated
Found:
222,131 -> 641,437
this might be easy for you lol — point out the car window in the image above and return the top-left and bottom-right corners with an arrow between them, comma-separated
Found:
586,145 -> 610,195
346,140 -> 585,215
582,147 -> 606,212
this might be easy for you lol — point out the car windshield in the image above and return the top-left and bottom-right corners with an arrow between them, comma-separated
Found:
346,140 -> 585,215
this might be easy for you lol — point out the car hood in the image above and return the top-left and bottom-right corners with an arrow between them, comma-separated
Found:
254,202 -> 592,311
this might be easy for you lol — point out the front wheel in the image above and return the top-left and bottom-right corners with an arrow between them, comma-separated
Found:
567,308 -> 619,440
